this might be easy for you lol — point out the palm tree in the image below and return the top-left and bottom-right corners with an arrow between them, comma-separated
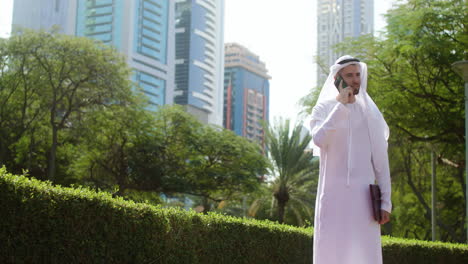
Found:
250,118 -> 316,225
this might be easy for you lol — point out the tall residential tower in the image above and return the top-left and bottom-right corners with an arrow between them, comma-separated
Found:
224,43 -> 270,146
174,0 -> 225,126
12,0 -> 176,110
316,0 -> 373,85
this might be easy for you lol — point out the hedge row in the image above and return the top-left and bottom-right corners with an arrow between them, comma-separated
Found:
1,167 -> 467,263
0,167 -> 312,263
382,236 -> 468,264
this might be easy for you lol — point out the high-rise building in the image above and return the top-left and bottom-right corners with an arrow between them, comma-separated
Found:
12,0 -> 176,110
174,0 -> 225,126
11,0 -> 76,34
316,0 -> 374,85
223,43 -> 270,146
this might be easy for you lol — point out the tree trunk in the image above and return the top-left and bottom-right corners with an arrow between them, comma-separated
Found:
277,201 -> 286,224
403,148 -> 460,241
0,137 -> 7,166
47,126 -> 58,181
274,188 -> 289,224
202,197 -> 211,214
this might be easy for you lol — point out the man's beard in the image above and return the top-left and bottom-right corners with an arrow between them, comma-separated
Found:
353,87 -> 360,95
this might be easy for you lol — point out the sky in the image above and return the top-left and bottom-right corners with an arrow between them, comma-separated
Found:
0,0 -> 396,124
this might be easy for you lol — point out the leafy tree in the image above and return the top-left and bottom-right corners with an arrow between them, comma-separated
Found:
188,125 -> 269,212
68,97 -> 151,191
142,106 -> 268,212
73,105 -> 268,211
0,30 -> 269,215
0,29 -> 134,181
128,106 -> 206,194
0,35 -> 48,174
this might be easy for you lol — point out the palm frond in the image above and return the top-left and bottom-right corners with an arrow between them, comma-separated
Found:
260,118 -> 318,224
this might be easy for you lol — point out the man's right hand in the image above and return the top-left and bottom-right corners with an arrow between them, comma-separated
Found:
336,86 -> 355,104
379,210 -> 391,225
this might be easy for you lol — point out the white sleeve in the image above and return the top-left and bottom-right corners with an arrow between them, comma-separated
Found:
372,141 -> 392,213
310,102 -> 350,148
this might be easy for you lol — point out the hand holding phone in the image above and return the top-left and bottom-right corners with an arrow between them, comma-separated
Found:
335,75 -> 355,104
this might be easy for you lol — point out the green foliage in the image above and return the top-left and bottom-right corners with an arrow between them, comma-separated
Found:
186,122 -> 268,201
1,168 -> 468,263
298,85 -> 321,118
0,29 -> 135,182
251,118 -> 317,225
149,106 -> 268,203
382,236 -> 468,264
74,104 -> 268,206
0,29 -> 268,211
0,167 -> 312,263
301,0 -> 467,242
68,98 -> 153,191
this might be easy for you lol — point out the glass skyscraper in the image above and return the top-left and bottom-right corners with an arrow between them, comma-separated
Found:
316,0 -> 374,85
174,0 -> 225,126
223,43 -> 270,147
12,0 -> 175,110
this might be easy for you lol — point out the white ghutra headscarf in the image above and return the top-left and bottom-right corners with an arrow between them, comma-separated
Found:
311,55 -> 389,157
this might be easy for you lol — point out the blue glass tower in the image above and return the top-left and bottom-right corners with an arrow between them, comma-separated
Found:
75,0 -> 175,110
224,43 -> 270,146
13,0 -> 176,110
174,0 -> 225,125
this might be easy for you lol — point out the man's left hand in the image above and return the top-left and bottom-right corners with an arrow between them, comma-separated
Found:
379,210 -> 390,225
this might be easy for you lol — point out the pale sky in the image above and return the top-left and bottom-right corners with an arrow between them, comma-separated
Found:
0,0 -> 395,124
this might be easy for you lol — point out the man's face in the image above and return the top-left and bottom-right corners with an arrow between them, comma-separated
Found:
339,64 -> 361,95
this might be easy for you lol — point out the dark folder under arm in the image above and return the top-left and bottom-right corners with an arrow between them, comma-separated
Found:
369,184 -> 381,222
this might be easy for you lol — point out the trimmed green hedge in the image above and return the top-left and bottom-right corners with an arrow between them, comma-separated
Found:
1,167 -> 467,263
382,236 -> 468,264
0,167 -> 312,263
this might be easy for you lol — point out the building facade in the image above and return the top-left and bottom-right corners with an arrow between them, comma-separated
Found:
316,0 -> 374,85
11,0 -> 76,34
174,0 -> 225,126
223,43 -> 270,146
12,0 -> 176,110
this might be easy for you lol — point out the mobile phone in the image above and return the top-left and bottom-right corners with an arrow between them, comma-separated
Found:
334,75 -> 348,90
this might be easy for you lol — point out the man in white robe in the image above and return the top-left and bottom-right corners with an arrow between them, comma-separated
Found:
310,55 -> 392,264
